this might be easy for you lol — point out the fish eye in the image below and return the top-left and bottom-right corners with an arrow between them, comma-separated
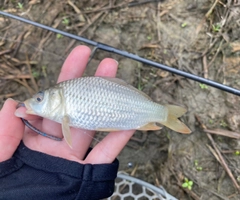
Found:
36,97 -> 42,102
34,91 -> 44,103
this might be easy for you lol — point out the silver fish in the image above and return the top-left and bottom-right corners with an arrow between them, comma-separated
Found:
24,77 -> 191,147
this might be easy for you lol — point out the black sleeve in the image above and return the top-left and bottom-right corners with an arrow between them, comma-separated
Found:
0,142 -> 119,200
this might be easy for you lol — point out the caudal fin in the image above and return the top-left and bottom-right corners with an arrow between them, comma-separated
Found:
160,105 -> 191,134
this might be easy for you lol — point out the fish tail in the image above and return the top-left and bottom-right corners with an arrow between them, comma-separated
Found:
160,105 -> 191,134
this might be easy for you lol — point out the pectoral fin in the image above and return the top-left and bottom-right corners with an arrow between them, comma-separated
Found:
137,123 -> 162,131
62,116 -> 72,148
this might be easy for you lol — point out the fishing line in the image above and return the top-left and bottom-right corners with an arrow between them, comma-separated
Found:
16,102 -> 102,144
0,11 -> 240,96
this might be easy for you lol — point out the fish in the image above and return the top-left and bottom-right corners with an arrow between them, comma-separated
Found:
23,77 -> 191,147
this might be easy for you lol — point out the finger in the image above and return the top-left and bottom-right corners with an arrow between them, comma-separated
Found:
57,45 -> 91,83
85,130 -> 135,164
0,99 -> 24,162
95,58 -> 118,77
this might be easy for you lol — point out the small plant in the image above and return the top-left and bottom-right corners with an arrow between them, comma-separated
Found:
182,178 -> 193,190
237,176 -> 240,182
181,22 -> 187,28
234,150 -> 240,156
56,33 -> 63,39
220,120 -> 227,127
212,23 -> 221,32
62,17 -> 70,25
137,82 -> 143,91
199,83 -> 208,89
41,65 -> 47,77
32,70 -> 40,78
209,119 -> 213,124
147,35 -> 152,40
194,160 -> 203,171
197,166 -> 202,171
17,2 -> 23,9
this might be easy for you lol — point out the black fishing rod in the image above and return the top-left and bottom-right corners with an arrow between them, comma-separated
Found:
0,11 -> 240,96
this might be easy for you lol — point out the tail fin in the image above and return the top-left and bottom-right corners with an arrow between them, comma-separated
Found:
161,105 -> 191,134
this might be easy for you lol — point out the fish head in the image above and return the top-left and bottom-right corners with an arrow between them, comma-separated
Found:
24,86 -> 64,119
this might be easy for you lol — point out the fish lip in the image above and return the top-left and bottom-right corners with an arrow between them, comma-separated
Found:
24,100 -> 36,115
16,101 -> 35,114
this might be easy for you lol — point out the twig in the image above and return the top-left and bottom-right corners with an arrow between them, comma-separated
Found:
221,150 -> 240,154
12,31 -> 27,57
202,55 -> 208,79
156,2 -> 161,41
206,144 -> 221,162
67,0 -> 85,22
13,79 -> 35,95
228,192 -> 239,199
31,17 -> 61,60
206,133 -> 240,192
3,55 -> 37,65
196,114 -> 240,139
65,11 -> 105,54
83,0 -> 158,14
82,2 -> 127,14
197,114 -> 240,191
0,92 -> 20,99
206,0 -> 220,18
1,75 -> 32,79
208,39 -> 224,68
0,49 -> 12,56
200,37 -> 218,58
204,129 -> 240,139
26,54 -> 38,92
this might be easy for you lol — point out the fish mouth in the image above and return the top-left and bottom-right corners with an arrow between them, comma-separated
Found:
16,101 -> 36,115
23,100 -> 37,115
16,102 -> 25,109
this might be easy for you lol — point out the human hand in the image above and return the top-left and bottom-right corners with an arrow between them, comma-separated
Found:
0,45 -> 135,164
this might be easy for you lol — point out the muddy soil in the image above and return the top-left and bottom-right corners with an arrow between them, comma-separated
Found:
1,0 -> 240,199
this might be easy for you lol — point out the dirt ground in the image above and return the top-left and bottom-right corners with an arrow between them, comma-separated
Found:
1,0 -> 240,199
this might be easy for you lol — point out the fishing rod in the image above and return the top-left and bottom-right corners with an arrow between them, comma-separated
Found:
0,11 -> 240,96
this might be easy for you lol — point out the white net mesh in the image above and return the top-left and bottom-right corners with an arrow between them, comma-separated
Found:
106,173 -> 178,200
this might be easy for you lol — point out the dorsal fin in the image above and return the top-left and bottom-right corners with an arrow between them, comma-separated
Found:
101,77 -> 152,100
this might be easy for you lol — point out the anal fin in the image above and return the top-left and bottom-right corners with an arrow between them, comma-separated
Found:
137,123 -> 162,131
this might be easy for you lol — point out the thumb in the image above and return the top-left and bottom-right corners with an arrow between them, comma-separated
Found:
0,98 -> 24,162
